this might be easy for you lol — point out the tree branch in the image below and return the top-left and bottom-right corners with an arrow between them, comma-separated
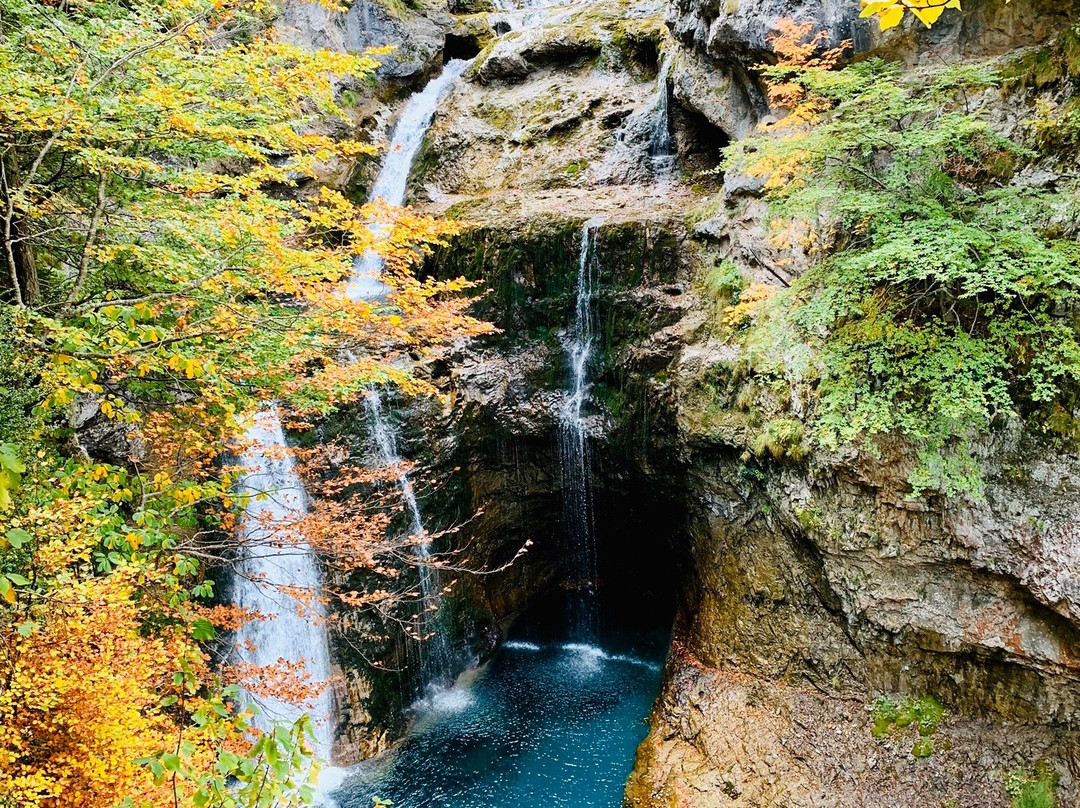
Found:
64,171 -> 108,309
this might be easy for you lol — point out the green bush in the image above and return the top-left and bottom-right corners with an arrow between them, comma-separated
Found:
719,59 -> 1080,498
1006,764 -> 1059,808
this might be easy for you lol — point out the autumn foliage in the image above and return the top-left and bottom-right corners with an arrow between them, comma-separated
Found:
0,0 -> 491,806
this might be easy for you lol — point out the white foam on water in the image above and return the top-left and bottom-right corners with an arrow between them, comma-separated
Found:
558,642 -> 662,673
503,640 -> 542,652
314,765 -> 349,808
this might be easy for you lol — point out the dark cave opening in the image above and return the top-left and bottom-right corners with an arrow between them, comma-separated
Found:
443,34 -> 484,63
671,102 -> 730,173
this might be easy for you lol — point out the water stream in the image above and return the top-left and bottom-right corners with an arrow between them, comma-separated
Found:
348,59 -> 470,302
232,408 -> 334,757
347,59 -> 471,691
558,219 -> 603,634
364,392 -> 452,687
230,60 -> 470,771
649,55 -> 677,178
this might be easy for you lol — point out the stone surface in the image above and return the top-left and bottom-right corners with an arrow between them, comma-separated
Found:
277,0 -> 450,82
628,642 -> 1079,808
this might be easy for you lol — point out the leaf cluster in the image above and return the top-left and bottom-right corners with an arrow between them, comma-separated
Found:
722,55 -> 1080,497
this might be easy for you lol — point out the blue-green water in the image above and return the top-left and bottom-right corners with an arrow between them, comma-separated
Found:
330,623 -> 666,808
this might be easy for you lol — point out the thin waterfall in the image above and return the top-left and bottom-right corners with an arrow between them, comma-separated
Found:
364,393 -> 452,689
231,407 -> 334,758
649,54 -> 677,177
558,219 -> 603,636
346,60 -> 469,691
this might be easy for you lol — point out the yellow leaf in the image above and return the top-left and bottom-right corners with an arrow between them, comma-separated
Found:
860,0 -> 897,18
878,6 -> 905,28
910,4 -> 947,26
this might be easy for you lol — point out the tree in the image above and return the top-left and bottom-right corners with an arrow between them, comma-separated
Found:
0,1 -> 492,805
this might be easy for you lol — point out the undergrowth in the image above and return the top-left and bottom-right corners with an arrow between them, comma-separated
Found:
1006,763 -> 1060,808
717,52 -> 1080,499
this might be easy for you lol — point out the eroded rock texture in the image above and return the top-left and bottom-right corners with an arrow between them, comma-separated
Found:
274,0 -> 1080,795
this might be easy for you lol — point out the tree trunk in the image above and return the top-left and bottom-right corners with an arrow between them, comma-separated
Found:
10,217 -> 39,305
1,152 -> 39,306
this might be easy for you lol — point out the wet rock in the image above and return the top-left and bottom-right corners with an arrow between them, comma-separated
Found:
669,48 -> 765,141
277,0 -> 448,83
448,0 -> 496,13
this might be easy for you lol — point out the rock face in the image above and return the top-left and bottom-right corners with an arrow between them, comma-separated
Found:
277,0 -> 450,82
277,0 -> 1080,797
627,642 -> 1079,808
421,216 -> 695,643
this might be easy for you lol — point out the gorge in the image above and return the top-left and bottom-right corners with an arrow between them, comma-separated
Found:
254,0 -> 1080,804
4,0 -> 1080,806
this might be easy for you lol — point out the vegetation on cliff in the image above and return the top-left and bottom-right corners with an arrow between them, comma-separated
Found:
717,20 -> 1080,497
0,1 -> 489,806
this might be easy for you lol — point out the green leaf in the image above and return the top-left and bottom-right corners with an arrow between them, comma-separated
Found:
191,617 -> 216,641
5,528 -> 31,549
5,572 -> 30,586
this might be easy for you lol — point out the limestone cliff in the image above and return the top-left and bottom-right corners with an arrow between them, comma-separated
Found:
278,0 -> 1080,799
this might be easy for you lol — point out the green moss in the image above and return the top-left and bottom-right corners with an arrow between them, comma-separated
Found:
1003,26 -> 1080,89
563,157 -> 588,176
871,695 -> 948,758
701,259 -> 746,306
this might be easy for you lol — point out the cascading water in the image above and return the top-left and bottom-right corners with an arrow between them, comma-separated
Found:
232,408 -> 334,758
558,219 -> 603,636
648,54 -> 677,178
364,392 -> 452,688
228,61 -> 469,775
346,60 -> 469,691
347,59 -> 470,303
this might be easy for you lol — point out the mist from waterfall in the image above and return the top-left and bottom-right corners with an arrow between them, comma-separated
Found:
232,408 -> 334,758
558,219 -> 603,636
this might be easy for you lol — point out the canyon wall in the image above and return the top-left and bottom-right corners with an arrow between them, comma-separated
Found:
278,0 -> 1080,800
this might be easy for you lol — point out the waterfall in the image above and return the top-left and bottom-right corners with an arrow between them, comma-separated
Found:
347,59 -> 470,302
224,59 -> 468,796
364,392 -> 452,687
558,219 -> 603,635
649,54 -> 677,177
345,61 -> 468,691
232,407 -> 334,758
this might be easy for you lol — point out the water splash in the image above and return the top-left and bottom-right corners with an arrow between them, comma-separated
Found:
232,407 -> 334,758
558,219 -> 603,636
